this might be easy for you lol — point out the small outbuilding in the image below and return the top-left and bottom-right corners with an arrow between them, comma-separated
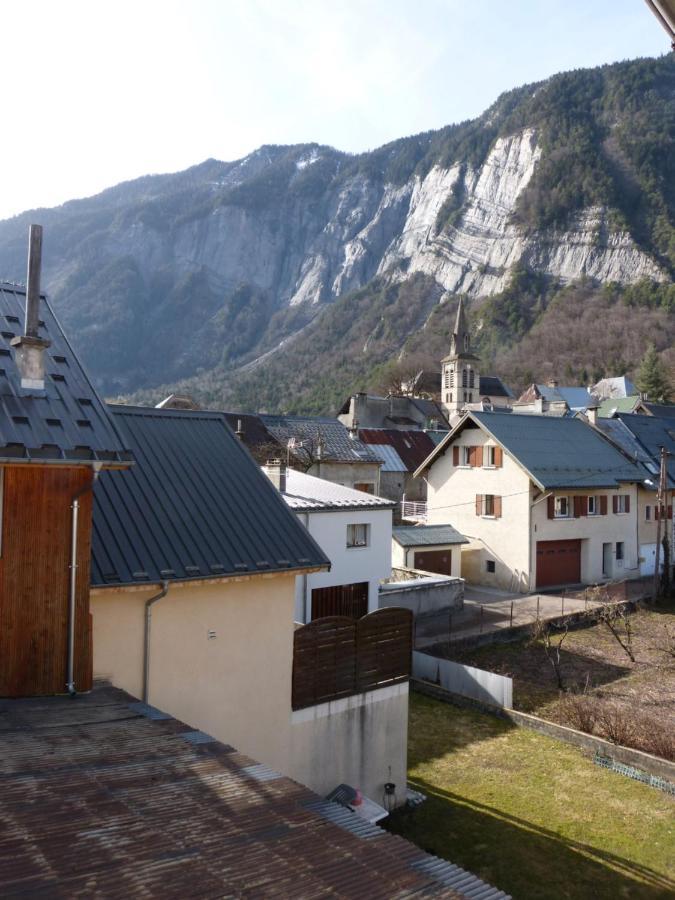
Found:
392,524 -> 467,578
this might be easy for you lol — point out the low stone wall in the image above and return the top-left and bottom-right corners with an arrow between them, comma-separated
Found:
379,572 -> 464,616
412,678 -> 675,783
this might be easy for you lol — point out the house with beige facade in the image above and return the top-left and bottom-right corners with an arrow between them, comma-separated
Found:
91,405 -> 411,807
415,411 -> 644,592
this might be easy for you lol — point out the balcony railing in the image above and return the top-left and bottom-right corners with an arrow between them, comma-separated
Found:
400,500 -> 427,522
291,608 -> 412,710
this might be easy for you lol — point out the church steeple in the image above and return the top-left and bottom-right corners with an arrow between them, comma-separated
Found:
440,297 -> 480,418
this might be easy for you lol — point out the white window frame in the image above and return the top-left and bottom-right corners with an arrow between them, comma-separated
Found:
485,446 -> 497,468
482,494 -> 496,517
588,496 -> 597,516
346,523 -> 370,549
554,496 -> 571,518
616,495 -> 629,514
461,446 -> 472,466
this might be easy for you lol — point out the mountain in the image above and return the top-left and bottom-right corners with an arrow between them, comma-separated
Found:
0,55 -> 673,411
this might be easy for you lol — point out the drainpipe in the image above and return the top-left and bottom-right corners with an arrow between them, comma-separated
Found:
300,512 -> 310,622
66,467 -> 101,697
143,581 -> 170,703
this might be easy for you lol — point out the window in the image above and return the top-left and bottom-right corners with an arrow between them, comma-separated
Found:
555,496 -> 571,518
469,367 -> 475,388
462,446 -> 472,466
485,445 -> 502,467
476,494 -> 501,517
646,505 -> 651,521
614,495 -> 630,514
346,523 -> 369,548
462,368 -> 468,388
588,496 -> 597,516
486,560 -> 496,573
616,541 -> 624,562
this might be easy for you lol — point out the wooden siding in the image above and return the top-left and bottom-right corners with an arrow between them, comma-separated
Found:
292,608 -> 412,710
0,465 -> 93,696
311,582 -> 369,619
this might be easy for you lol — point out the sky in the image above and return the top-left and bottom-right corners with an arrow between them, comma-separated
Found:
0,0 -> 669,221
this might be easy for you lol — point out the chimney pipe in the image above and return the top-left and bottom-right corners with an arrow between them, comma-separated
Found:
264,459 -> 287,493
11,224 -> 51,391
236,418 -> 244,440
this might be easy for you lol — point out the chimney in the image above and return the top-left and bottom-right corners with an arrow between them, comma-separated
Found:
236,418 -> 244,440
11,224 -> 51,390
586,403 -> 599,426
264,459 -> 287,493
547,378 -> 558,389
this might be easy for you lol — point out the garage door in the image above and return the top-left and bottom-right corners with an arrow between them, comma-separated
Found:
414,549 -> 452,576
536,540 -> 581,588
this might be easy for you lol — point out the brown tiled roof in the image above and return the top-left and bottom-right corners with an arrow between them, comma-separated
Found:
0,685 -> 508,899
359,428 -> 437,472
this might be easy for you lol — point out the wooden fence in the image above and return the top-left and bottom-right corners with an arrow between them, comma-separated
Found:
292,608 -> 413,710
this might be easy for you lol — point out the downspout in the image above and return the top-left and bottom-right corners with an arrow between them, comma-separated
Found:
143,581 -> 170,703
67,467 -> 101,697
300,512 -> 310,622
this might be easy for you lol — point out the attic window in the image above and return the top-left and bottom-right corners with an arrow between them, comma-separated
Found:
1,331 -> 14,339
52,355 -> 68,365
0,349 -> 10,357
51,373 -> 66,382
78,397 -> 93,406
45,418 -> 62,427
12,416 -> 29,425
77,419 -> 92,428
4,315 -> 19,324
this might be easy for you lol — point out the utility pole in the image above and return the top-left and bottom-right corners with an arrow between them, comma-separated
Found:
652,446 -> 668,601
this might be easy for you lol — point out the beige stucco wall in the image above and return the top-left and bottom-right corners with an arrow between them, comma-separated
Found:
425,425 -> 532,591
392,541 -> 462,578
307,461 -> 380,493
91,573 -> 408,806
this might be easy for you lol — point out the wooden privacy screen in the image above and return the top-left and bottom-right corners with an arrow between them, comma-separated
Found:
292,608 -> 413,710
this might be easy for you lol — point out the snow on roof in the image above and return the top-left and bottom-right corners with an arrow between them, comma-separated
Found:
279,469 -> 395,511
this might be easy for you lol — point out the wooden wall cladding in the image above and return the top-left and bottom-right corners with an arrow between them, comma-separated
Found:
0,465 -> 93,696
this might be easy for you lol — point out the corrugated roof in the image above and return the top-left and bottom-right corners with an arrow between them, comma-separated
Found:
537,385 -> 593,410
260,413 -> 381,464
367,442 -> 408,472
359,429 -> 438,472
0,684 -> 509,898
616,413 -> 675,486
393,525 -> 468,547
479,375 -> 513,398
592,376 -> 637,399
597,396 -> 642,417
417,411 -> 642,489
0,283 -> 132,465
281,468 -> 395,511
91,406 -> 329,587
222,411 -> 284,454
644,403 -> 675,419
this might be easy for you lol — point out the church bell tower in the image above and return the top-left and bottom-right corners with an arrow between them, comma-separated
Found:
441,297 -> 480,418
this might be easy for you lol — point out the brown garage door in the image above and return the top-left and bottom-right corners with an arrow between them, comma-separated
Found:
311,582 -> 369,619
536,540 -> 581,588
413,549 -> 452,576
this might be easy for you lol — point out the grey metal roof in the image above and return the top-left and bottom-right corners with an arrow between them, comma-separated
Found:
479,375 -> 513,398
0,283 -> 132,465
393,525 -> 468,547
417,411 -> 642,489
616,413 -> 675,487
91,406 -> 330,587
260,413 -> 381,464
537,384 -> 593,410
281,469 -> 395,511
367,443 -> 407,472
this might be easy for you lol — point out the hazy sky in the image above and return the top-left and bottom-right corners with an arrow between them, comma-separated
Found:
1,0 -> 668,220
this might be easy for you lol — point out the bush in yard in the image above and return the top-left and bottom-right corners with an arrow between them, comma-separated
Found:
558,691 -> 601,734
596,701 -> 639,747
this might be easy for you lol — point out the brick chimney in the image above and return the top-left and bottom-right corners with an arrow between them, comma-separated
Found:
11,225 -> 51,391
264,459 -> 287,493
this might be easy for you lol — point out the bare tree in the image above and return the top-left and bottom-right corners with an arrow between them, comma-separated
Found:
530,617 -> 571,690
595,603 -> 636,664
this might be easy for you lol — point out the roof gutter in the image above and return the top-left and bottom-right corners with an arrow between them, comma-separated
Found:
143,581 -> 170,704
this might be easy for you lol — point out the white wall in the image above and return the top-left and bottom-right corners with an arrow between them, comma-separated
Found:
294,507 -> 393,621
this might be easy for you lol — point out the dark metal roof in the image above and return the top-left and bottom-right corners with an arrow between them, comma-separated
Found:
393,525 -> 468,547
260,413 -> 381,464
478,375 -> 513,399
0,283 -> 132,465
644,403 -> 675,419
222,411 -> 284,455
616,413 -> 675,486
359,429 -> 437,472
0,683 -> 511,898
91,406 -> 329,587
418,411 -> 642,489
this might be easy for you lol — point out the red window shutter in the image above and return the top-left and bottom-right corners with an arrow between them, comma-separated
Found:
581,496 -> 588,516
494,495 -> 502,518
475,446 -> 484,467
655,506 -> 660,521
612,495 -> 618,514
600,495 -> 608,516
453,445 -> 459,466
494,446 -> 503,467
668,505 -> 673,519
625,495 -> 630,514
573,496 -> 581,518
547,495 -> 555,519
475,494 -> 482,516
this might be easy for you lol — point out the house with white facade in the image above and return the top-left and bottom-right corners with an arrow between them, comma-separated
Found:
415,411 -> 644,592
263,461 -> 395,622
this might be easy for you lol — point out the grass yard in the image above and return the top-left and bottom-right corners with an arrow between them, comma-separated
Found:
386,693 -> 675,900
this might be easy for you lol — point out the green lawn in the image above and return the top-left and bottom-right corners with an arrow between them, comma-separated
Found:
386,693 -> 675,900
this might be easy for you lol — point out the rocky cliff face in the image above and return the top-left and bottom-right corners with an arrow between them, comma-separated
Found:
0,56 -> 671,402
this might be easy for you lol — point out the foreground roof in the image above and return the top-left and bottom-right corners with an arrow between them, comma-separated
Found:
282,469 -> 395,511
359,428 -> 437,472
0,284 -> 132,466
393,525 -> 468,547
0,685 -> 509,898
260,413 -> 380,464
417,411 -> 642,489
92,407 -> 329,587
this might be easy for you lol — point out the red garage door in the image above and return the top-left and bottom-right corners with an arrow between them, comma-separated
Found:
414,549 -> 452,576
536,540 -> 581,588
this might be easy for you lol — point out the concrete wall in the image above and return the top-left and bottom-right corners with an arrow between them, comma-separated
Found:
379,574 -> 464,615
307,460 -> 380,493
294,507 -> 393,622
425,425 -> 532,591
413,651 -> 512,707
91,572 -> 408,806
289,683 -> 408,804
